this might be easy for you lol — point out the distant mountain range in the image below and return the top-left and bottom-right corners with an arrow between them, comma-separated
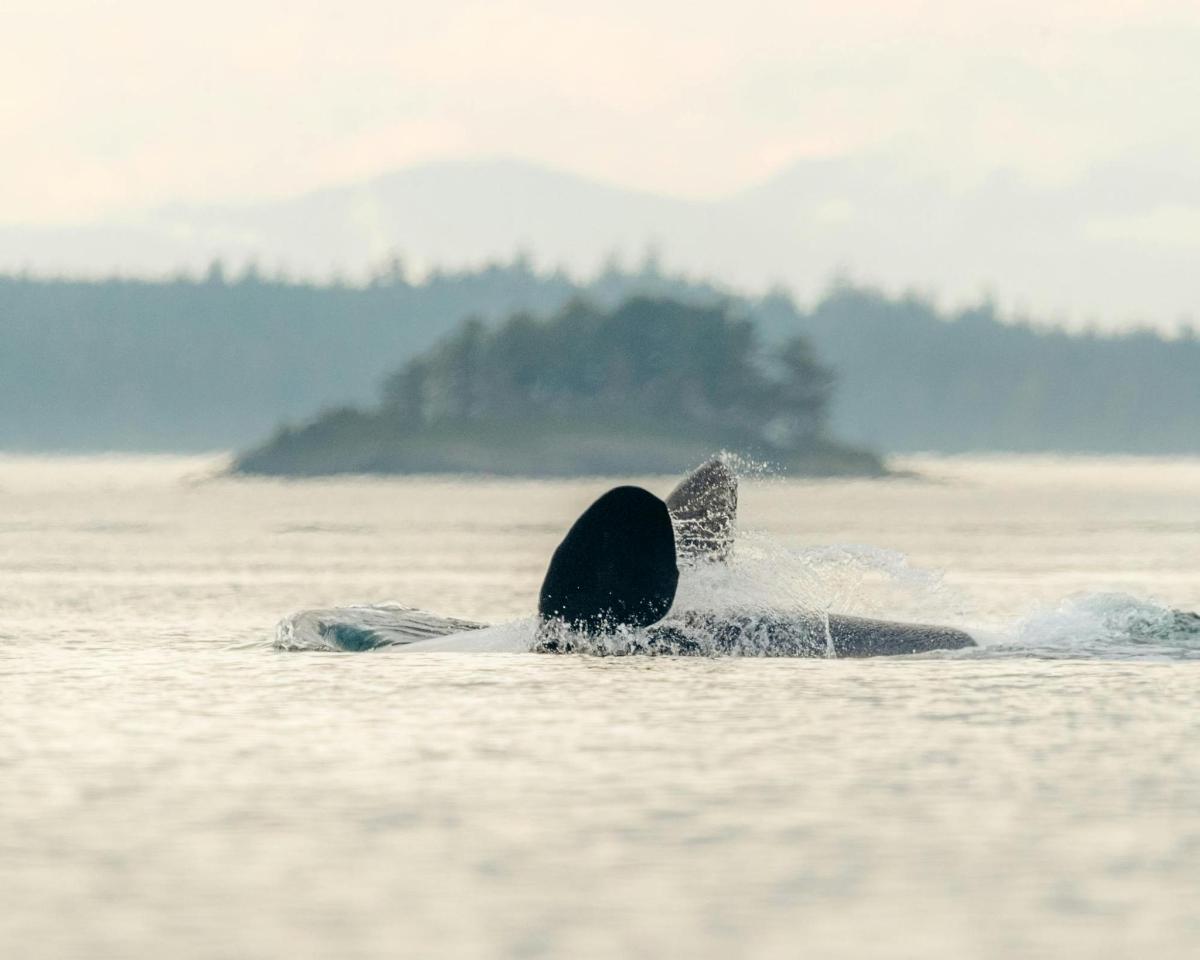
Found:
3,156 -> 1198,328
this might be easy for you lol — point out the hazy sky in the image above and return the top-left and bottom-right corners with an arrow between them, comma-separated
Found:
6,0 -> 1200,223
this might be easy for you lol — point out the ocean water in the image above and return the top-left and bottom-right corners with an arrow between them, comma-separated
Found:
1,454 -> 1198,959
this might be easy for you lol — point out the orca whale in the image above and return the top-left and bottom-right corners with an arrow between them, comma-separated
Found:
532,466 -> 975,657
276,457 -> 977,656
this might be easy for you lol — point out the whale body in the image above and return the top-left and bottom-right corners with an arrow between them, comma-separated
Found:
276,605 -> 975,656
277,457 -> 977,656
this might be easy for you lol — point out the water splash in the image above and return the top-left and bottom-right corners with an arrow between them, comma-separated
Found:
675,530 -> 963,625
966,593 -> 1200,661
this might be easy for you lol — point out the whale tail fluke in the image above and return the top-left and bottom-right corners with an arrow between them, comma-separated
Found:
538,485 -> 679,634
666,456 -> 738,562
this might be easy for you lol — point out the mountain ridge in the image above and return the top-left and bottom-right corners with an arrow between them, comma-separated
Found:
2,154 -> 1197,328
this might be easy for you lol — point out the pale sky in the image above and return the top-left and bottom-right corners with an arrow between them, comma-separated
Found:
6,0 -> 1200,225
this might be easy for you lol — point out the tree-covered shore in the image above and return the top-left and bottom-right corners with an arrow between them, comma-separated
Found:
3,258 -> 1197,456
234,297 -> 885,477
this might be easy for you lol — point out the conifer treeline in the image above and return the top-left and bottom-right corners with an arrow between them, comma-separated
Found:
1,259 -> 1196,455
235,296 -> 877,476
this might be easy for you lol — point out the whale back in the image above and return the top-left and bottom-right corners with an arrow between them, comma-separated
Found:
538,485 -> 679,633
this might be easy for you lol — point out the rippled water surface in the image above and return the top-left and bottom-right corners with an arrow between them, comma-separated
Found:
2,455 -> 1198,958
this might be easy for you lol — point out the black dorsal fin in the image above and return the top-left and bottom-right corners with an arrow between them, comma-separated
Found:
538,486 -> 678,633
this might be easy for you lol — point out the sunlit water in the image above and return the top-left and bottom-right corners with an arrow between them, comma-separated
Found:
2,455 -> 1198,958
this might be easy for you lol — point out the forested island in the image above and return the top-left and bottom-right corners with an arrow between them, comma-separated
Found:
2,258 -> 1197,456
234,297 -> 883,476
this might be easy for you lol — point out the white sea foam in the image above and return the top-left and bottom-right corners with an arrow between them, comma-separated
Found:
965,591 -> 1200,660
